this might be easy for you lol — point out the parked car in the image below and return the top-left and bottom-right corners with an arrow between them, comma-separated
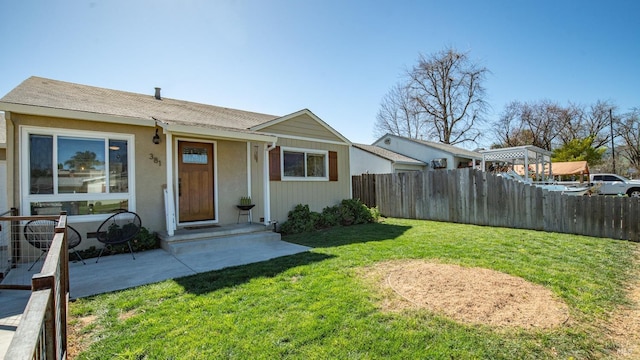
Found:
590,173 -> 640,197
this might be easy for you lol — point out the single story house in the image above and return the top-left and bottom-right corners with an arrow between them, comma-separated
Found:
372,133 -> 482,170
350,143 -> 426,175
0,77 -> 352,249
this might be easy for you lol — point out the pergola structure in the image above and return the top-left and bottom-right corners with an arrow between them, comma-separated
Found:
479,145 -> 553,182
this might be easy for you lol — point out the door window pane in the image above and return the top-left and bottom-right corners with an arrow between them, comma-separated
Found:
29,134 -> 53,194
182,147 -> 208,164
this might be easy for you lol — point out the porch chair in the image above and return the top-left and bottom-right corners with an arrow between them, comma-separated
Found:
24,219 -> 86,271
95,210 -> 142,263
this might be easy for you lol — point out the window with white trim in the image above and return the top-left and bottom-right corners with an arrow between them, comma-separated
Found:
22,127 -> 135,217
281,147 -> 328,180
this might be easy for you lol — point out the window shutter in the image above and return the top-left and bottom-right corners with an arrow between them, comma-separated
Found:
269,146 -> 281,181
329,151 -> 338,181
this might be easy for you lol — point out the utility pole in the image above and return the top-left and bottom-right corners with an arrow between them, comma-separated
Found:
610,108 -> 616,174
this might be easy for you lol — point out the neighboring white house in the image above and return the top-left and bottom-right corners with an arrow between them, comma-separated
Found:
350,143 -> 426,175
372,134 -> 482,170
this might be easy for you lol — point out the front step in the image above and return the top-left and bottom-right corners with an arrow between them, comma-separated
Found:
160,225 -> 281,255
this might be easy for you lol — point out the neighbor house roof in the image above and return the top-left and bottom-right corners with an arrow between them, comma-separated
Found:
412,138 -> 482,159
0,77 -> 282,139
376,134 -> 483,160
353,143 -> 425,165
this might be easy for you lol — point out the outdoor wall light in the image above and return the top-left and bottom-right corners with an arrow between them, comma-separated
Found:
152,128 -> 161,144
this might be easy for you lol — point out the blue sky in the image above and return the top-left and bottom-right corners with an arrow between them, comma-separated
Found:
1,1 -> 638,148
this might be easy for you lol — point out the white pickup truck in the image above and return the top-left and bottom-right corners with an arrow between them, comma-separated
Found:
590,173 -> 640,197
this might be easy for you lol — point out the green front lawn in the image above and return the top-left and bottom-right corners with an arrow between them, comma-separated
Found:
70,218 -> 639,359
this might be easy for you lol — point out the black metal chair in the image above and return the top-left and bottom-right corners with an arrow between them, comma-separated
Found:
95,211 -> 142,263
24,219 -> 86,270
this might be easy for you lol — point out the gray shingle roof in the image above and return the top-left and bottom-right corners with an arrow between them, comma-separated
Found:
410,137 -> 482,159
0,77 -> 280,130
353,143 -> 425,165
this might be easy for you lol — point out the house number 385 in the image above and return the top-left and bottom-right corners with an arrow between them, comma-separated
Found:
149,153 -> 162,167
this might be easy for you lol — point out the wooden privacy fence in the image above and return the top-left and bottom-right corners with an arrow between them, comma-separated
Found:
352,168 -> 640,242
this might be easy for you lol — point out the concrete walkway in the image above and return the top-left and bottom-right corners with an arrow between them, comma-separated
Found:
0,237 -> 310,358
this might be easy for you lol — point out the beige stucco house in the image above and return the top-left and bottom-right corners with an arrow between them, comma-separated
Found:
0,77 -> 352,249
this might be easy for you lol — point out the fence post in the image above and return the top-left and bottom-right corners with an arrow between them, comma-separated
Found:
9,207 -> 19,268
32,273 -> 57,359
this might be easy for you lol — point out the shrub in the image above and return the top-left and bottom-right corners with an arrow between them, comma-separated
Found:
369,206 -> 381,222
279,204 -> 320,234
337,198 -> 374,225
318,204 -> 342,228
279,199 -> 379,234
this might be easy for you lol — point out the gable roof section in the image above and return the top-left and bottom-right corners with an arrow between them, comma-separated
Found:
353,143 -> 425,165
251,109 -> 351,145
375,133 -> 482,160
0,77 -> 285,142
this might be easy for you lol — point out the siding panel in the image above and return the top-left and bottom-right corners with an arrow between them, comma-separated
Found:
269,138 -> 350,223
261,114 -> 342,142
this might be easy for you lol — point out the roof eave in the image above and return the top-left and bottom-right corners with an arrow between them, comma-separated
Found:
394,160 -> 426,166
0,102 -> 156,127
158,122 -> 277,143
453,153 -> 483,160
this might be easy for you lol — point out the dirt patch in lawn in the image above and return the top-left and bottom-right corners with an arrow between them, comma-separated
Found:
67,315 -> 98,359
605,247 -> 640,359
362,260 -> 570,329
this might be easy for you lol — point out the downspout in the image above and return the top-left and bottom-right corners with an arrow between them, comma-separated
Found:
155,119 -> 176,236
246,142 -> 252,200
263,139 -> 277,226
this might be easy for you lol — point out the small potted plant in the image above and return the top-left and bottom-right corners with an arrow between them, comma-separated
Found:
237,196 -> 255,210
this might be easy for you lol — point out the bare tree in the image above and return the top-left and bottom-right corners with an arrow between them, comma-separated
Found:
583,100 -> 616,149
492,101 -> 532,148
616,108 -> 640,171
491,99 -> 616,152
492,100 -> 564,150
373,83 -> 428,139
555,102 -> 584,145
374,48 -> 489,145
409,49 -> 489,145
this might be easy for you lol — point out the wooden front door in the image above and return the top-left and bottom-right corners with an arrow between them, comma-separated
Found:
178,141 -> 215,222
